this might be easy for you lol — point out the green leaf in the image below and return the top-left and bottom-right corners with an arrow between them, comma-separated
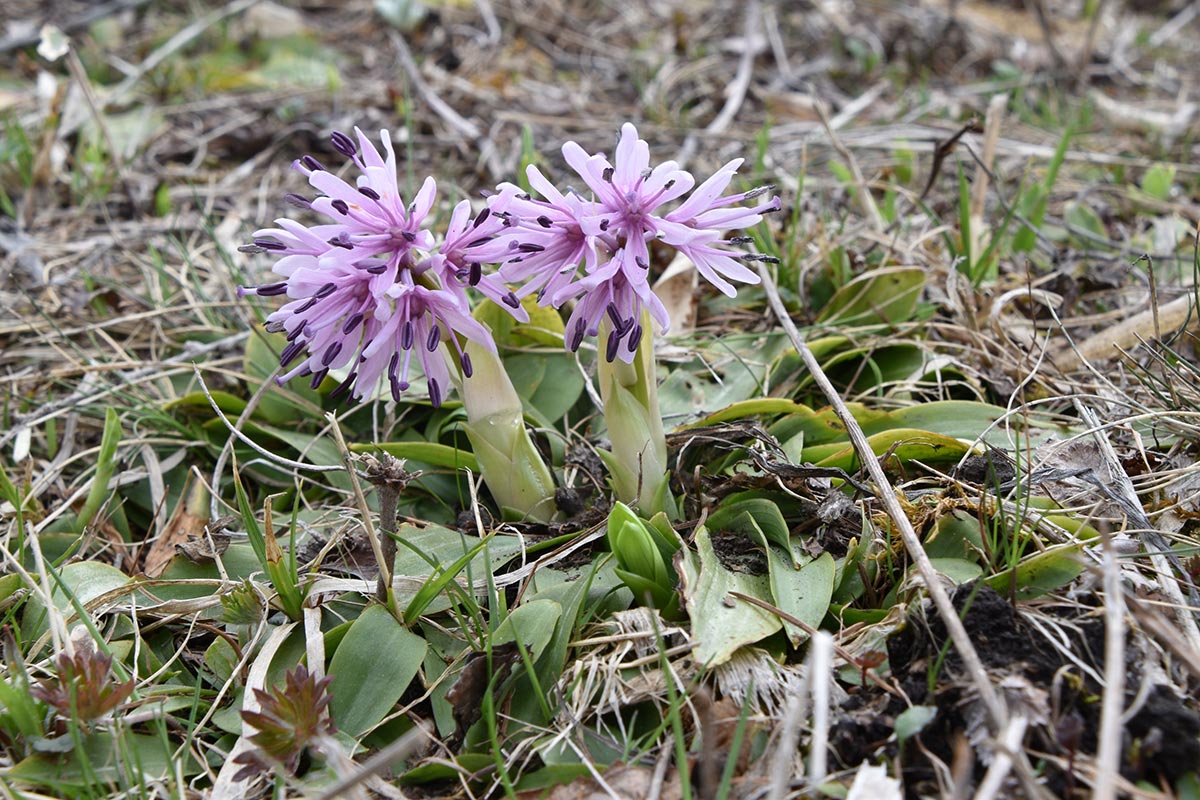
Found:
815,266 -> 926,326
505,353 -> 586,424
985,543 -> 1084,599
22,562 -> 131,645
707,500 -> 794,564
804,429 -> 972,471
895,705 -> 937,743
679,525 -> 781,666
1141,163 -> 1176,202
328,604 -> 428,738
1065,201 -> 1106,242
350,441 -> 478,472
242,330 -> 322,425
9,732 -> 199,790
163,390 -> 247,416
491,599 -> 561,662
75,407 -> 122,532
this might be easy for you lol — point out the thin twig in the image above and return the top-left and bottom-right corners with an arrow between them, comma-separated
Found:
389,31 -> 481,140
706,0 -> 760,135
1094,522 -> 1126,800
754,263 -> 1011,731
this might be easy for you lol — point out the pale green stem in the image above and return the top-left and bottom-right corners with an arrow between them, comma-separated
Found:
597,313 -> 672,515
452,341 -> 557,522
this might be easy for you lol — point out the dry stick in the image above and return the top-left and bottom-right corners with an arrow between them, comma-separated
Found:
327,414 -> 394,611
389,30 -> 481,140
754,265 -> 1009,727
705,0 -> 759,135
1094,523 -> 1126,800
974,716 -> 1029,800
314,723 -> 430,800
807,631 -> 833,787
815,101 -> 885,233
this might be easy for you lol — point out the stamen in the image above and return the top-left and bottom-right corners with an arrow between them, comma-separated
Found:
342,312 -> 364,334
330,198 -> 349,215
321,341 -> 342,366
502,292 -> 521,309
279,340 -> 305,367
517,243 -> 545,253
469,262 -> 482,286
255,282 -> 288,296
330,131 -> 357,158
328,233 -> 353,249
605,329 -> 620,362
569,320 -> 586,351
401,321 -> 414,350
309,368 -> 328,389
460,351 -> 473,378
300,155 -> 326,172
537,215 -> 553,228
358,186 -> 381,200
285,193 -> 311,209
466,237 -> 492,248
428,378 -> 442,407
602,167 -> 614,182
426,325 -> 441,351
329,371 -> 357,400
237,244 -> 264,254
314,282 -> 336,299
627,324 -> 643,352
472,208 -> 491,228
254,238 -> 287,251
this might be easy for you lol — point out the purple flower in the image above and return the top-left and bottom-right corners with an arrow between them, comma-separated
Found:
239,129 -> 526,406
480,123 -> 779,362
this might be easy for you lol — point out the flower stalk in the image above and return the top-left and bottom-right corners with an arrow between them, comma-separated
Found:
454,341 -> 557,522
596,312 -> 672,515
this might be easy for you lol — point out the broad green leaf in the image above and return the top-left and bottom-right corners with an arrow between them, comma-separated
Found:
895,705 -> 938,743
1065,201 -> 1106,242
491,599 -> 561,662
805,429 -> 972,471
23,562 -> 131,645
505,353 -> 586,424
815,266 -> 926,326
75,406 -> 122,533
925,558 -> 983,584
1141,163 -> 1175,202
328,604 -> 427,738
679,525 -> 781,666
985,543 -> 1084,599
351,441 -> 478,472
707,500 -> 794,563
8,732 -> 199,789
242,330 -> 323,425
164,390 -> 248,416
924,509 -> 985,561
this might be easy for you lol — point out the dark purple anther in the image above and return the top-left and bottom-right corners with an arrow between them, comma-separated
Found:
537,215 -> 553,228
331,198 -> 349,215
401,321 -> 414,350
342,312 -> 364,334
606,302 -> 622,328
428,379 -> 442,408
293,297 -> 318,314
255,282 -> 288,296
309,368 -> 328,389
627,324 -> 643,352
390,375 -> 403,402
329,371 -> 356,400
286,325 -> 305,342
301,155 -> 326,172
279,340 -> 305,368
426,324 -> 441,351
254,238 -> 287,251
388,352 -> 399,379
517,243 -> 545,253
460,351 -> 473,378
285,193 -> 311,209
358,186 -> 381,200
466,237 -> 492,248
605,329 -> 620,362
472,208 -> 490,228
314,282 -> 336,299
635,257 -> 649,270
599,219 -> 610,231
728,236 -> 754,244
321,341 -> 342,366
365,264 -> 387,275
469,262 -> 481,286
502,292 -> 521,309
602,167 -> 614,182
330,131 -> 357,158
569,320 -> 586,351
328,233 -> 353,249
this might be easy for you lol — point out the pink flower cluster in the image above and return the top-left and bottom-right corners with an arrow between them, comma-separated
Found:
240,124 -> 778,402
